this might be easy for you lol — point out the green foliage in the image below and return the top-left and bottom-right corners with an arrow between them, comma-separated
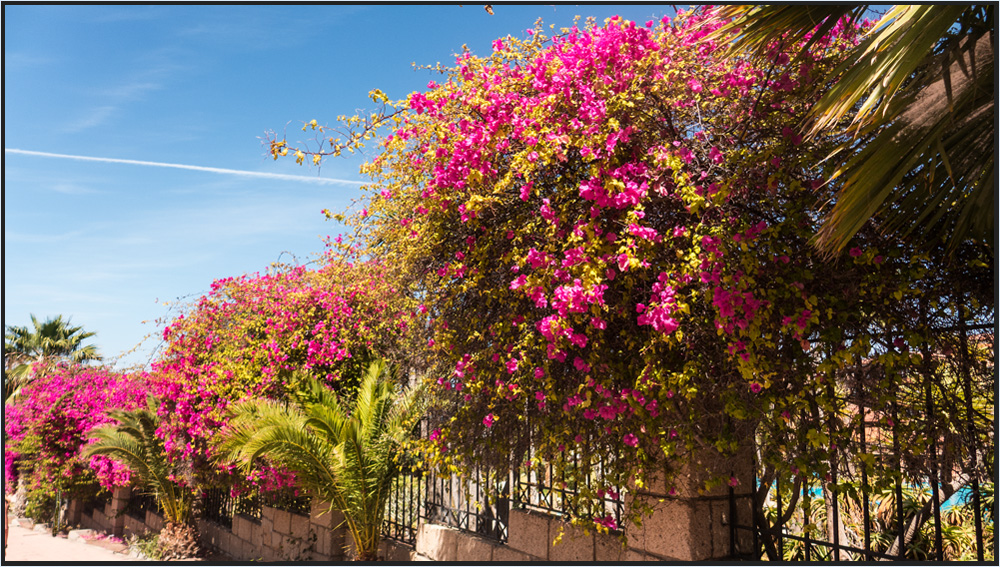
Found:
83,395 -> 195,526
711,5 -> 995,257
4,314 -> 101,404
217,359 -> 424,560
266,7 -> 993,534
128,532 -> 164,561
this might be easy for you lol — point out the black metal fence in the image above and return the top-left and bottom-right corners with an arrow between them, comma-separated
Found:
513,452 -> 625,531
262,488 -> 311,516
422,464 -> 510,543
124,491 -> 159,520
382,466 -> 426,546
728,322 -> 995,562
202,487 -> 264,528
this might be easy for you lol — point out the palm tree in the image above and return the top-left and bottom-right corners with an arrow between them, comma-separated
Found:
4,314 -> 101,403
217,359 -> 424,561
709,5 -> 994,257
83,395 -> 200,560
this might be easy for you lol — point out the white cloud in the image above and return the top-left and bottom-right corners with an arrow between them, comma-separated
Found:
65,105 -> 116,132
50,182 -> 102,195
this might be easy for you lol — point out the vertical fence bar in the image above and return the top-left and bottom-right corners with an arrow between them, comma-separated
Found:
826,378 -> 841,562
776,476 -> 783,559
857,378 -> 872,561
751,464 -> 759,558
892,401 -> 905,560
919,300 -> 944,562
958,306 -> 985,561
803,480 -> 811,562
925,378 -> 944,561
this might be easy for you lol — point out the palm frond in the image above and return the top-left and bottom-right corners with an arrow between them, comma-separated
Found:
709,5 -> 994,257
82,397 -> 193,524
215,357 -> 424,560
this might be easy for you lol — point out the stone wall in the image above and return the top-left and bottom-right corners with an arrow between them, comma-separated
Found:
408,448 -> 756,562
66,445 -> 754,562
76,486 -> 128,537
197,501 -> 347,561
623,448 -> 756,561
68,491 -> 349,561
412,511 -> 626,562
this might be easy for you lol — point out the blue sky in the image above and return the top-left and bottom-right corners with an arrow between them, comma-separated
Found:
4,3 -> 680,368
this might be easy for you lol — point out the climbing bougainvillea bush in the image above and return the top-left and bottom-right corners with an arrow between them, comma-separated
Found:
151,255 -> 423,487
4,364 -> 151,501
270,7 -> 994,531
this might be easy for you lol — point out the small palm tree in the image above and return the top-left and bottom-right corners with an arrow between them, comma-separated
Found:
217,359 -> 424,561
83,395 -> 200,560
4,314 -> 101,404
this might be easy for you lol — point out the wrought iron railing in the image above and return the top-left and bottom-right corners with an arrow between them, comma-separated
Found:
262,488 -> 311,516
422,464 -> 509,543
382,466 -> 426,546
513,452 -> 625,531
124,491 -> 159,520
728,324 -> 994,562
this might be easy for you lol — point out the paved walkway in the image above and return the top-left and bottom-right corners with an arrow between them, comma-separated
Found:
4,523 -> 135,562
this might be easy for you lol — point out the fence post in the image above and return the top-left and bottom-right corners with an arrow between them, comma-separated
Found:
625,443 -> 755,560
109,486 -> 131,537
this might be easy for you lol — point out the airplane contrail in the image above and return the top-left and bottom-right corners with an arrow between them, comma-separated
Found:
4,148 -> 365,186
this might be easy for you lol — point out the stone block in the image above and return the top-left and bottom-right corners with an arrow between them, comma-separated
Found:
290,533 -> 314,560
380,539 -> 416,562
216,531 -> 231,556
249,521 -> 262,546
710,497 -> 754,559
312,507 -> 345,531
415,522 -> 459,562
110,486 -> 131,514
492,544 -> 535,562
289,511 -> 310,540
548,517 -> 594,562
68,529 -> 95,541
93,510 -> 110,532
272,507 -> 291,535
261,516 -> 274,539
506,509 -> 551,559
261,546 -> 277,563
595,531 -> 626,561
454,531 -> 496,561
230,515 -> 243,540
624,548 -> 649,561
626,495 -> 715,561
261,524 -> 273,549
66,500 -> 83,526
242,539 -> 261,562
631,448 -> 754,500
309,501 -> 332,524
314,525 -> 335,557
